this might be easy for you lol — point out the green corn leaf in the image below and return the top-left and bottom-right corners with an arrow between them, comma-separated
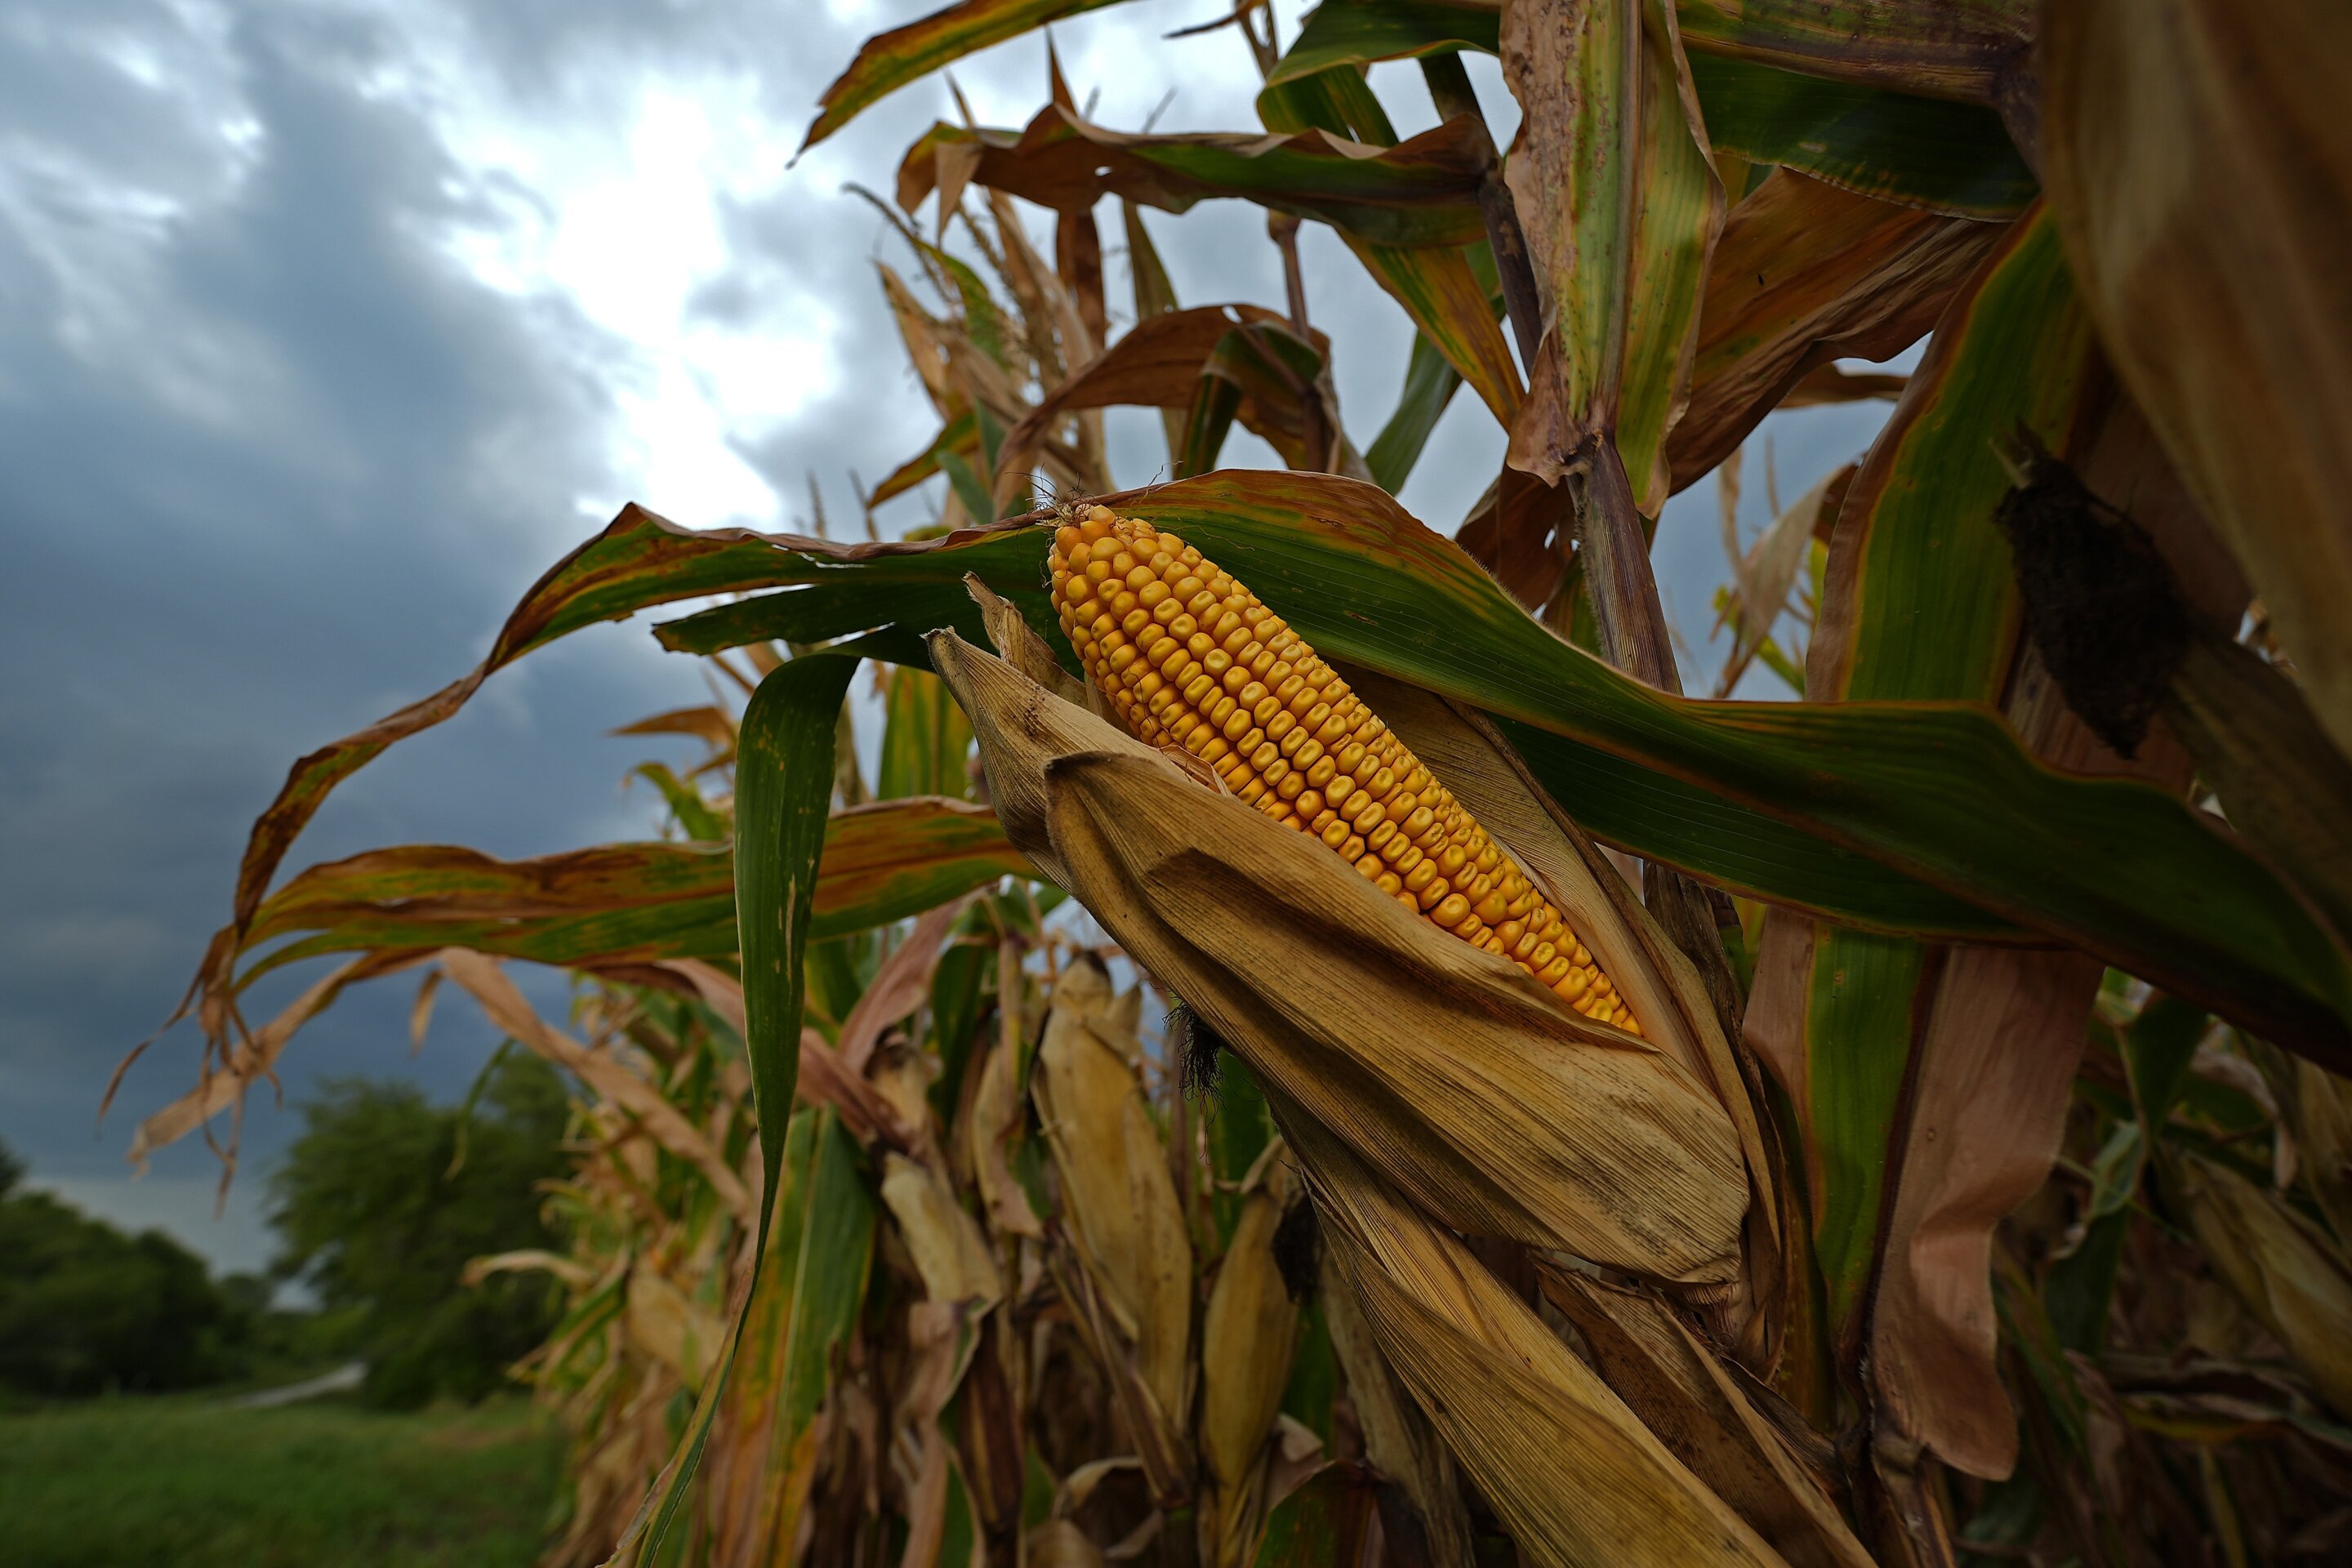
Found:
617,651 -> 860,1560
1674,0 -> 2035,110
630,761 -> 728,844
879,666 -> 977,800
2126,993 -> 2212,1131
1366,329 -> 1463,493
802,0 -> 1143,153
1178,374 -> 1244,480
870,409 -> 981,509
226,800 -> 1030,990
738,653 -> 868,1199
1687,51 -> 2034,218
1267,0 -> 1500,86
1273,1 -> 2035,216
729,1109 -> 876,1559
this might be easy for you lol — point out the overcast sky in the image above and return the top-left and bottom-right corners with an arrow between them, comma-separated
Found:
0,0 -> 1893,1277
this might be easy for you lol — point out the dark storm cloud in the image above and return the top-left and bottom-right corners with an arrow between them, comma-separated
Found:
0,2 -> 710,1261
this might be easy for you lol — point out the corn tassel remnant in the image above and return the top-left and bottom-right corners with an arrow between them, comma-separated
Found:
1050,506 -> 1640,1035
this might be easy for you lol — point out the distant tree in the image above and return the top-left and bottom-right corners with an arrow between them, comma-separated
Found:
0,1140 -> 241,1396
268,1053 -> 570,1407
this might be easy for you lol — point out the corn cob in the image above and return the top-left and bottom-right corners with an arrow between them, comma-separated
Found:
1049,506 -> 1640,1036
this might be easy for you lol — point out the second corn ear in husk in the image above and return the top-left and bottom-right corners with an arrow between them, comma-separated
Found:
1197,1153 -> 1302,1568
1286,1107 -> 1789,1568
2167,1150 -> 2352,1419
1031,956 -> 1195,1491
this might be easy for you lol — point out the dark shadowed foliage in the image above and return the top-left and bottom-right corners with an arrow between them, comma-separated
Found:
0,1140 -> 243,1397
268,1055 -> 571,1408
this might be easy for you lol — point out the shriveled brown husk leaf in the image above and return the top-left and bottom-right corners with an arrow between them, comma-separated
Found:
1289,1110 -> 1790,1568
1200,1154 -> 1302,1568
894,1298 -> 987,1568
838,898 -> 973,1073
932,630 -> 1748,1286
880,1152 -> 1003,1310
1027,1519 -> 1107,1568
1537,1265 -> 1872,1568
1317,1245 -> 1475,1568
2167,1152 -> 2352,1420
1861,941 -> 2103,1481
2281,1055 -> 2352,1248
127,949 -> 424,1172
1044,1226 -> 1192,1503
435,950 -> 754,1222
1032,956 -> 1195,1484
961,975 -> 1043,1240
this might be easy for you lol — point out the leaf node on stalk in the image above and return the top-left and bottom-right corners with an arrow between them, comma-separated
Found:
1993,425 -> 2194,757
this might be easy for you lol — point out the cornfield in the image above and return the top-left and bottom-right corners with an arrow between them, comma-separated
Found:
131,1 -> 2352,1565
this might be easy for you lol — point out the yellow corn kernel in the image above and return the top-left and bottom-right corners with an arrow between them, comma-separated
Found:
1050,507 -> 1640,1037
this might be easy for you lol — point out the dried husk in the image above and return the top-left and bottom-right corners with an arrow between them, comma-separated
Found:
1031,957 -> 1196,1476
963,941 -> 1044,1240
2167,1152 -> 2352,1419
893,1299 -> 987,1568
1290,1110 -> 1790,1568
1199,1154 -> 1302,1568
625,1267 -> 723,1386
1316,1245 -> 1475,1568
1027,1520 -> 1107,1568
2283,1055 -> 2352,1248
1352,668 -> 1784,1334
1536,1266 -> 1872,1568
880,1152 -> 1003,1310
932,630 -> 1749,1287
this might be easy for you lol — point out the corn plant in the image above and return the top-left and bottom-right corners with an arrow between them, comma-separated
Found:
131,1 -> 2352,1564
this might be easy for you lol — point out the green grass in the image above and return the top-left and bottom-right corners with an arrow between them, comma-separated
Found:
0,1392 -> 564,1567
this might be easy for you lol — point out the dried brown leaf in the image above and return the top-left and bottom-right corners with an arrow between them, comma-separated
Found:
1668,172 -> 2002,492
127,951 -> 423,1169
626,1267 -> 723,1385
991,305 -> 1330,510
435,950 -> 755,1222
837,897 -> 973,1073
